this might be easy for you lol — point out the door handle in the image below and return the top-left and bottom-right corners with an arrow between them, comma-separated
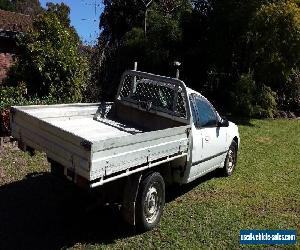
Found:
204,136 -> 210,142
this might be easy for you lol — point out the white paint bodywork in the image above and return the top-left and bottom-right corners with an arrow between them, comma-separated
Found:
11,102 -> 190,186
182,87 -> 240,183
10,71 -> 240,188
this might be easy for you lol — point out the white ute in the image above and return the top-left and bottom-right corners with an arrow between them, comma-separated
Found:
11,70 -> 240,231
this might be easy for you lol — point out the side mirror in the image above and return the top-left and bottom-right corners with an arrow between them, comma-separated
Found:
217,118 -> 229,127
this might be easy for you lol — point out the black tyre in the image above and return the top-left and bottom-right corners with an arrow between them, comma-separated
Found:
136,172 -> 165,231
222,141 -> 238,176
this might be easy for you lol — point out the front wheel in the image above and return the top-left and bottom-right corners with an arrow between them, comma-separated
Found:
222,141 -> 238,176
136,172 -> 165,231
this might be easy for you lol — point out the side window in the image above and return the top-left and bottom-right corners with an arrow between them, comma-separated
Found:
194,95 -> 218,128
189,98 -> 198,124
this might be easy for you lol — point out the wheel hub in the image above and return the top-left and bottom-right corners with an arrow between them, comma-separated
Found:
145,186 -> 160,223
227,149 -> 235,172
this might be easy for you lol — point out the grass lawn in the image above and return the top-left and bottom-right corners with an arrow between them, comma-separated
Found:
0,119 -> 299,249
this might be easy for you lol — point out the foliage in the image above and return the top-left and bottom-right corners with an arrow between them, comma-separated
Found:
0,85 -> 59,134
123,4 -> 184,70
100,0 -> 145,44
255,84 -> 278,118
0,0 -> 14,11
80,45 -> 102,102
1,3 -> 90,133
283,68 -> 300,115
0,85 -> 27,111
0,85 -> 59,111
231,72 -> 277,118
0,0 -> 41,15
96,0 -> 300,117
45,2 -> 71,27
97,0 -> 191,99
6,7 -> 89,102
45,2 -> 79,41
248,0 -> 300,92
230,73 -> 257,117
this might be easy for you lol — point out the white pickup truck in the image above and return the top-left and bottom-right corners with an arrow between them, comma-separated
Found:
10,70 -> 240,231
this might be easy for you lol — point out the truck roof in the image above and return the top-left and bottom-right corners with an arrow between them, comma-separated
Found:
186,86 -> 203,97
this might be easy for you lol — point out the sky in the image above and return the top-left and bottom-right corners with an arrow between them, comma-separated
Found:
40,0 -> 103,44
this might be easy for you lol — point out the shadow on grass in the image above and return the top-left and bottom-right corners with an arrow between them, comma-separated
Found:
0,170 -> 222,250
166,169 -> 224,203
0,173 -> 137,250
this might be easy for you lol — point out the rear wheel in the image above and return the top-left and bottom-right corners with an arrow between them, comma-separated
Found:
136,172 -> 165,231
222,141 -> 238,176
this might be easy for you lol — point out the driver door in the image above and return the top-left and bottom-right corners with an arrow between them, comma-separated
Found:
189,94 -> 227,180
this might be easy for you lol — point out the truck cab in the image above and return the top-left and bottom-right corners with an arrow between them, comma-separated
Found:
184,87 -> 240,183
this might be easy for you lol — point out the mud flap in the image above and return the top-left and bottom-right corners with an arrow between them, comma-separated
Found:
122,173 -> 143,225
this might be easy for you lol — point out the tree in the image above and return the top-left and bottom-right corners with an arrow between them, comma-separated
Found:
45,2 -> 79,42
248,0 -> 300,91
0,0 -> 14,11
14,0 -> 42,15
0,0 -> 42,15
100,0 -> 145,45
46,2 -> 71,27
96,0 -> 191,99
96,0 -> 300,116
139,0 -> 154,36
6,5 -> 89,102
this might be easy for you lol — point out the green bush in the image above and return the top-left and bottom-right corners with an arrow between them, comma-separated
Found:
0,85 -> 27,111
0,85 -> 61,135
0,85 -> 61,111
254,84 -> 278,118
231,73 -> 256,117
283,68 -> 300,115
248,0 -> 300,97
231,73 -> 278,118
6,10 -> 89,102
0,85 -> 27,134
